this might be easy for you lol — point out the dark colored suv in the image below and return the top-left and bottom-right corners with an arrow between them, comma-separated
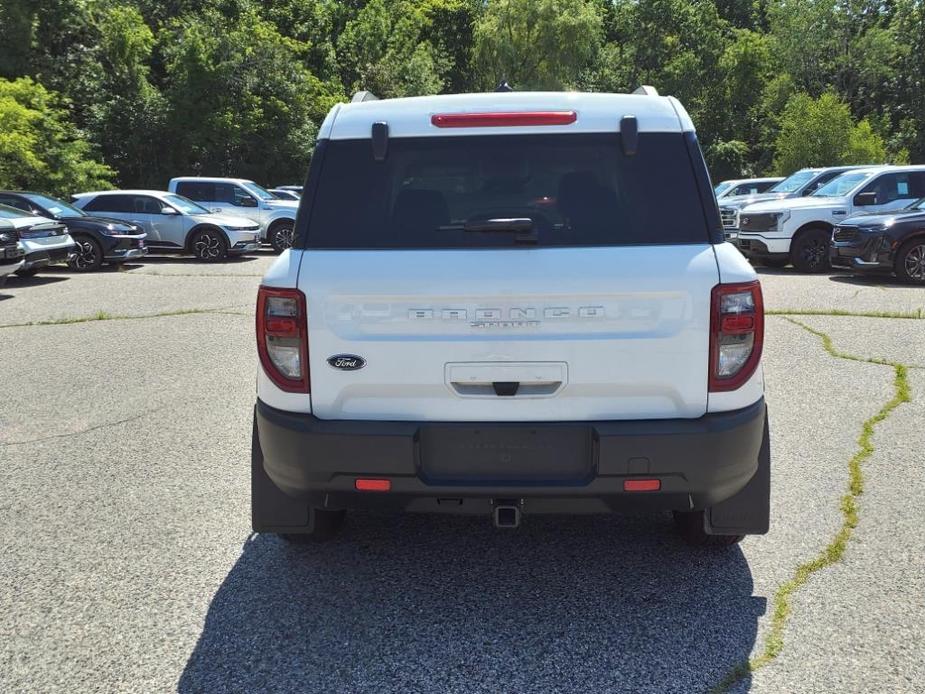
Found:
0,192 -> 147,271
831,197 -> 925,283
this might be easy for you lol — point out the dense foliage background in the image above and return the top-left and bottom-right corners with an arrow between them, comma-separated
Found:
1,0 -> 922,195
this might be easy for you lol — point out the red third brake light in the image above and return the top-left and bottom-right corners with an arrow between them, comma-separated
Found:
431,111 -> 577,128
709,281 -> 764,392
256,286 -> 310,393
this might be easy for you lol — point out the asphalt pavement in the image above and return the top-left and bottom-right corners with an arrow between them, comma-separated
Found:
0,256 -> 922,693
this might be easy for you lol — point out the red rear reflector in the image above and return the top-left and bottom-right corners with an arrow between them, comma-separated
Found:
431,111 -> 577,128
265,317 -> 298,334
720,314 -> 755,332
624,479 -> 661,492
355,478 -> 391,492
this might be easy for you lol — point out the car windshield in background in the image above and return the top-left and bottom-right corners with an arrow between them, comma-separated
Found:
305,133 -> 710,249
714,182 -> 734,197
769,170 -> 817,193
0,204 -> 36,219
163,194 -> 211,215
24,194 -> 86,217
243,182 -> 276,201
811,172 -> 870,197
907,197 -> 925,210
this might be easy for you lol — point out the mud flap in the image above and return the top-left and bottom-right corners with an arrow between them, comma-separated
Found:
704,413 -> 771,536
251,412 -> 312,533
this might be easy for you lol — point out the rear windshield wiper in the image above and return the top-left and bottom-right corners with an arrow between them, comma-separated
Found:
440,217 -> 537,243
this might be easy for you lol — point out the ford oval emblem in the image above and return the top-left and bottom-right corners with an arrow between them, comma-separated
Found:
327,354 -> 366,371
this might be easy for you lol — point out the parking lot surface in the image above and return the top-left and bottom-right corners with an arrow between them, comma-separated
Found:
1,256 -> 923,693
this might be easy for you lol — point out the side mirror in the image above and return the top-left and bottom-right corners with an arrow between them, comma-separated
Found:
240,197 -> 258,208
854,191 -> 878,207
161,206 -> 179,215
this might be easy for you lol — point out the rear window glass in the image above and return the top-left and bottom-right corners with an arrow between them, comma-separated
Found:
302,133 -> 709,248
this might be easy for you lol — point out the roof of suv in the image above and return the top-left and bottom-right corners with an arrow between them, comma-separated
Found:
319,91 -> 695,140
74,189 -> 172,198
169,177 -> 256,185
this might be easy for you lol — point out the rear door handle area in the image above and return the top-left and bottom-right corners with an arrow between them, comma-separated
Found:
446,362 -> 567,398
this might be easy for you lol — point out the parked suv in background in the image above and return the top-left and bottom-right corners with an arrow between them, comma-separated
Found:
719,166 -> 869,240
733,166 -> 924,271
252,89 -> 771,547
167,177 -> 298,252
831,196 -> 925,283
714,177 -> 783,199
0,219 -> 25,287
269,189 -> 301,201
0,191 -> 147,272
72,190 -> 260,262
0,204 -> 75,278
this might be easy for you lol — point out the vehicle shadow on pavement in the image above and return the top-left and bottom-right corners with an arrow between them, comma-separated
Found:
5,275 -> 69,288
828,273 -> 907,287
180,513 -> 763,693
118,255 -> 264,267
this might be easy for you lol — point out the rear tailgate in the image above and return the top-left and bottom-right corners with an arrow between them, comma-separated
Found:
301,245 -> 717,421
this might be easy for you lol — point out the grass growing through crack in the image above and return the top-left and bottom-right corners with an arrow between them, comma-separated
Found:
711,317 -> 912,693
0,307 -> 230,329
766,307 -> 925,320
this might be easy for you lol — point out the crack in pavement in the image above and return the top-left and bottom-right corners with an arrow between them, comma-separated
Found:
0,405 -> 169,447
711,315 -> 912,693
0,307 -> 242,329
766,308 -> 925,320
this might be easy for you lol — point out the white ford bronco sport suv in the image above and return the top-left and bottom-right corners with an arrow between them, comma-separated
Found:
252,89 -> 771,546
167,177 -> 298,253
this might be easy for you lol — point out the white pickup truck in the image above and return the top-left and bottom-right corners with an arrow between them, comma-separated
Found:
250,89 -> 771,546
167,177 -> 299,252
732,166 -> 925,271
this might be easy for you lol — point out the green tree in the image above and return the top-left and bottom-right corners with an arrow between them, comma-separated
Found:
893,0 -> 925,161
598,0 -> 728,167
160,9 -> 343,184
0,77 -> 113,195
473,0 -> 604,90
88,4 -> 167,188
709,29 -> 777,173
773,92 -> 887,173
336,0 -> 451,98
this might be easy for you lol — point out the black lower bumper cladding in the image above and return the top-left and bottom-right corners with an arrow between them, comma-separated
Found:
254,398 -> 768,524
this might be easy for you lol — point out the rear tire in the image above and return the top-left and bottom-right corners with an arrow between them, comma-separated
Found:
268,221 -> 295,253
790,227 -> 831,272
191,228 -> 228,262
895,238 -> 925,285
673,510 -> 744,546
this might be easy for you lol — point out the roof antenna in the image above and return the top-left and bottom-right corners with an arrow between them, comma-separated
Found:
495,78 -> 513,92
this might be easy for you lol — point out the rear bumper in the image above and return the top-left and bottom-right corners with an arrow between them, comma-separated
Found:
255,398 -> 767,514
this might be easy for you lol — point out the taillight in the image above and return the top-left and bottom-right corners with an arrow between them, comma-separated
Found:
430,111 -> 577,128
256,286 -> 309,393
709,281 -> 764,392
